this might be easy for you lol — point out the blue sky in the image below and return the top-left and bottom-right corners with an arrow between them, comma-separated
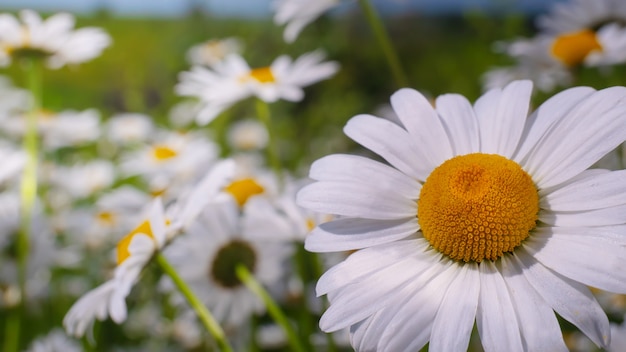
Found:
0,0 -> 566,18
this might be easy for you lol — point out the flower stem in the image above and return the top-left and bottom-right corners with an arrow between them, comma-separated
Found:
236,264 -> 306,352
358,0 -> 408,88
255,99 -> 283,183
3,308 -> 20,352
156,253 -> 233,352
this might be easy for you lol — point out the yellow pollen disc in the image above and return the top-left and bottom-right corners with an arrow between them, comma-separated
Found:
248,67 -> 276,83
96,211 -> 116,225
224,178 -> 265,207
417,153 -> 539,262
116,220 -> 154,265
551,29 -> 603,67
152,145 -> 177,161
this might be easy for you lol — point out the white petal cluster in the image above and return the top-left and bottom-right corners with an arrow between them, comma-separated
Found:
0,10 -> 111,68
176,50 -> 339,125
272,0 -> 341,43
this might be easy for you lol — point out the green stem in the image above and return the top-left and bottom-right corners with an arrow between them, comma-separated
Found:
358,0 -> 409,88
255,99 -> 283,183
3,308 -> 20,352
236,264 -> 305,352
155,254 -> 234,352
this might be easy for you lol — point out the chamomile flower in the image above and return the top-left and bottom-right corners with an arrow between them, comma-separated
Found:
227,119 -> 269,152
46,159 -> 116,200
63,198 -> 167,337
105,113 -> 155,145
160,201 -> 292,329
272,0 -> 341,43
537,0 -> 626,34
176,51 -> 339,125
186,37 -> 243,67
0,10 -> 111,68
298,80 -> 626,351
26,329 -> 81,352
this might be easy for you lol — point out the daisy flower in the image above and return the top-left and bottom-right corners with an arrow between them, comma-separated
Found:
186,37 -> 243,67
175,50 -> 339,125
26,329 -> 81,352
272,0 -> 341,43
105,113 -> 155,145
537,0 -> 626,34
46,159 -> 116,200
63,198 -> 168,337
160,200 -> 293,329
227,118 -> 269,152
297,80 -> 626,351
63,159 -> 236,337
0,9 -> 111,68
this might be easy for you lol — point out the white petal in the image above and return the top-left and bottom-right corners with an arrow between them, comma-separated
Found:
309,153 -> 421,199
521,86 -> 626,189
498,255 -> 569,351
316,239 -> 427,296
474,80 -> 532,158
296,181 -> 416,219
430,262 -> 480,352
343,114 -> 433,181
319,256 -> 422,332
541,169 -> 626,211
539,203 -> 626,226
390,88 -> 453,167
435,93 -> 480,155
476,260 -> 523,352
516,249 -> 610,348
305,217 -> 418,252
525,233 -> 626,293
381,261 -> 457,352
514,86 -> 595,164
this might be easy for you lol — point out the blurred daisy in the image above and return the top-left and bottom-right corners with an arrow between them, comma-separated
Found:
105,112 -> 155,145
272,0 -> 341,43
537,0 -> 626,34
0,9 -> 111,68
186,37 -> 243,67
63,198 -> 168,337
26,329 -> 81,352
161,201 -> 292,329
176,50 -> 339,125
227,118 -> 269,151
46,159 -> 116,200
119,130 -> 219,194
298,80 -> 626,351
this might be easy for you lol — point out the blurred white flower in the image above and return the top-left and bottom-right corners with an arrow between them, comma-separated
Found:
0,9 -> 111,68
536,0 -> 626,34
272,0 -> 341,43
47,160 -> 116,200
105,112 -> 155,145
63,198 -> 168,337
227,118 -> 269,151
160,201 -> 292,329
25,329 -> 81,352
176,50 -> 339,125
186,37 -> 243,67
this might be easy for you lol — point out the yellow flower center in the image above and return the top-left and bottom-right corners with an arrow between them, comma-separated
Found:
224,178 -> 265,207
96,211 -> 116,226
551,29 -> 603,67
152,145 -> 177,161
248,67 -> 275,83
417,153 -> 539,262
116,220 -> 154,265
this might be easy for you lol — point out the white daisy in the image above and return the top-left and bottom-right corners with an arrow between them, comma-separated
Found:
186,37 -> 243,67
0,9 -> 111,68
297,80 -> 626,351
26,329 -> 81,352
63,198 -> 167,337
46,159 -> 116,200
105,112 -> 155,145
160,201 -> 292,329
119,129 -> 219,196
537,0 -> 626,34
175,51 -> 339,125
227,118 -> 269,151
272,0 -> 341,43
